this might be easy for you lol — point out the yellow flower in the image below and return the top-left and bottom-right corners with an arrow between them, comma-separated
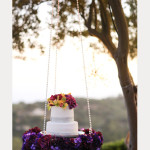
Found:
62,97 -> 66,102
61,93 -> 65,97
47,98 -> 50,102
63,103 -> 68,109
57,95 -> 59,100
50,100 -> 53,103
58,100 -> 64,105
53,100 -> 58,105
49,100 -> 54,105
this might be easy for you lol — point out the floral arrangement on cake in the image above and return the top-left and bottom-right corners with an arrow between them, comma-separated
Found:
22,127 -> 103,150
47,93 -> 78,110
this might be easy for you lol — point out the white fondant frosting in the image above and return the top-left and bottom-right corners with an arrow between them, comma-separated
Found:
46,106 -> 78,137
46,121 -> 78,137
50,106 -> 74,122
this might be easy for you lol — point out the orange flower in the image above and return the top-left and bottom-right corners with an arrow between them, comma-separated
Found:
49,100 -> 54,105
58,100 -> 64,104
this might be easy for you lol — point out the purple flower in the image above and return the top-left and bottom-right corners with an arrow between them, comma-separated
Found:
38,135 -> 51,149
22,127 -> 103,150
31,144 -> 36,150
51,145 -> 60,150
22,133 -> 37,150
74,137 -> 82,148
51,146 -> 55,150
24,127 -> 41,134
82,128 -> 95,134
74,137 -> 82,144
65,94 -> 78,109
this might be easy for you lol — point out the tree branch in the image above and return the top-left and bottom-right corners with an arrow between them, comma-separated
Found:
86,0 -> 93,29
78,0 -> 116,56
93,0 -> 97,30
108,0 -> 129,58
98,0 -> 110,35
88,28 -> 116,56
108,1 -> 118,34
78,3 -> 87,25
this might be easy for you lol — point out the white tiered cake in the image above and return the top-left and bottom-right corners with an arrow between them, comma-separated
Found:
46,106 -> 78,137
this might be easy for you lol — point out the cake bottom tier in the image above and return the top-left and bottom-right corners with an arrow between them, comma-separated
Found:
46,121 -> 78,137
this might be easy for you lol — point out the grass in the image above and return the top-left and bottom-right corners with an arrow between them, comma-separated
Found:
13,136 -> 22,150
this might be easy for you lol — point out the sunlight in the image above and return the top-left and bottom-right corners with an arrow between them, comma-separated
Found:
12,1 -> 137,103
13,35 -> 137,103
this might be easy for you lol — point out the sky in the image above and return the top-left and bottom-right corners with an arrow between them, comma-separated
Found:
12,1 -> 137,104
12,36 -> 137,103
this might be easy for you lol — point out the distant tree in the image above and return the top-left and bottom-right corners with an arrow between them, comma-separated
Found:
13,0 -> 137,150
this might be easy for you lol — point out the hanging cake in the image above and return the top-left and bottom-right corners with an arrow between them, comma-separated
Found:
22,93 -> 104,150
21,0 -> 104,149
46,93 -> 78,137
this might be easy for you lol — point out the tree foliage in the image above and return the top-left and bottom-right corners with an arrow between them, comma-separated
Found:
13,0 -> 137,58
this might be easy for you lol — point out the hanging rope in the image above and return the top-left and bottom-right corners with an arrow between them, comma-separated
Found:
43,0 -> 54,133
76,0 -> 93,134
43,0 -> 93,134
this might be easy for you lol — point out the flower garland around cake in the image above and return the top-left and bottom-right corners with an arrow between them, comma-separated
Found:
47,93 -> 78,110
22,127 -> 103,150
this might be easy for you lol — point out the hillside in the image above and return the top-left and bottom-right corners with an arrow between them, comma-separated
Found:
13,96 -> 129,149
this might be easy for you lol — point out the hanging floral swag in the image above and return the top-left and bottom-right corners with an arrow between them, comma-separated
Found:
22,127 -> 103,150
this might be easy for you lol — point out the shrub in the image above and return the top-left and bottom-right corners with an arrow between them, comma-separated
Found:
102,139 -> 127,150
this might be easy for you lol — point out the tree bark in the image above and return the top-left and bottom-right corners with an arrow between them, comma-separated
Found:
114,53 -> 137,150
108,1 -> 137,149
80,0 -> 137,149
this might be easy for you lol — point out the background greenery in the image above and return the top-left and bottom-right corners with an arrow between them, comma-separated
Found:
13,96 -> 128,150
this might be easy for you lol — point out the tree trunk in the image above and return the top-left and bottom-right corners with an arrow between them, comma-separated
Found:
108,1 -> 137,149
114,54 -> 137,150
81,0 -> 137,149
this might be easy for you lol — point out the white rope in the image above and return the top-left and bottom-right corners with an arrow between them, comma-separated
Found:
76,0 -> 93,134
121,83 -> 132,89
43,0 -> 54,133
43,0 -> 92,134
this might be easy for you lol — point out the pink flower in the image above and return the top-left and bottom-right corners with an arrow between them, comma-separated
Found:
50,95 -> 56,101
58,94 -> 62,100
59,103 -> 64,107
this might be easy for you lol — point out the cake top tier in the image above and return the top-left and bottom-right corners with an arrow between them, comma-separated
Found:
47,93 -> 78,110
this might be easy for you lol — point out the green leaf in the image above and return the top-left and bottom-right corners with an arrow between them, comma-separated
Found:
47,104 -> 51,111
62,97 -> 66,102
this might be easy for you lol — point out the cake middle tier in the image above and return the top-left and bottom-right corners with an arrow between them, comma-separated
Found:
46,121 -> 78,137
